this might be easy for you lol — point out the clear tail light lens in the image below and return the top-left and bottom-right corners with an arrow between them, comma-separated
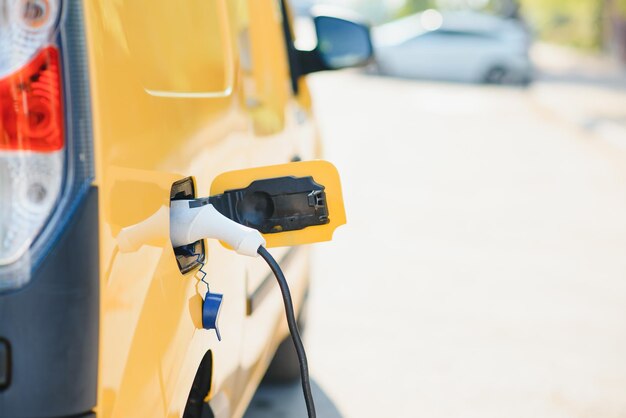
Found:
0,0 -> 66,285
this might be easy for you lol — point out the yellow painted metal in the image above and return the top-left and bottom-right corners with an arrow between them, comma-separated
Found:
82,0 -> 323,417
211,160 -> 346,248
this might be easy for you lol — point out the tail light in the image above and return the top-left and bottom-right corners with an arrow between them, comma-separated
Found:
0,0 -> 94,291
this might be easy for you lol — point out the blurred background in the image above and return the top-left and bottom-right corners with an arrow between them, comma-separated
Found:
247,0 -> 626,417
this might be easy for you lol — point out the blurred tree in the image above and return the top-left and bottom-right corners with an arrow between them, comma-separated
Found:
394,0 -> 437,18
606,0 -> 626,61
519,0 -> 603,48
493,0 -> 521,18
516,0 -> 626,59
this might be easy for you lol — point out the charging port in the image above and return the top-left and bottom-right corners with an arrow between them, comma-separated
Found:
170,177 -> 206,274
206,176 -> 330,234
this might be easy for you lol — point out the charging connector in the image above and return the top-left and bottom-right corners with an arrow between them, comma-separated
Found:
170,200 -> 265,257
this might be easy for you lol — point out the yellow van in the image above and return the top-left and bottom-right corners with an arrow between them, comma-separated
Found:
0,1 -> 371,417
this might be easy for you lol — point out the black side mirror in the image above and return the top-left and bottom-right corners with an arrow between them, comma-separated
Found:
314,15 -> 373,69
295,11 -> 373,77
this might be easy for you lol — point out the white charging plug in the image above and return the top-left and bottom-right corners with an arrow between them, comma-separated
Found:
170,200 -> 266,257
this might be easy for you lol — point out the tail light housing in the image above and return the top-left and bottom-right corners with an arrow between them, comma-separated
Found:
0,0 -> 94,291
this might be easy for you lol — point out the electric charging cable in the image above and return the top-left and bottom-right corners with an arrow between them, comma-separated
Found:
257,245 -> 316,418
170,200 -> 317,418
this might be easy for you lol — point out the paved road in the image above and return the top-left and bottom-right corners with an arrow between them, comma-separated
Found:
246,72 -> 626,418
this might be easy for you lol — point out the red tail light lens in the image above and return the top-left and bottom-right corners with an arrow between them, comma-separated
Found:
0,0 -> 97,291
0,46 -> 64,152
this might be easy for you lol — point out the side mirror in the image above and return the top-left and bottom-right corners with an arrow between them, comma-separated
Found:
314,15 -> 373,70
295,10 -> 373,76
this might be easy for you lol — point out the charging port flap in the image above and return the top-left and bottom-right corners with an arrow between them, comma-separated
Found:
210,160 -> 346,248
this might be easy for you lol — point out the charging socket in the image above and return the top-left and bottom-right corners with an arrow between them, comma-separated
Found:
209,160 -> 345,248
170,177 -> 206,273
205,176 -> 329,234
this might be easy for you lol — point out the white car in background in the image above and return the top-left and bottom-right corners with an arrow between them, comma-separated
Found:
373,10 -> 533,84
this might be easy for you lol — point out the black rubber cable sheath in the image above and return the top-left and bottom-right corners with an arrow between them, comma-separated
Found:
257,245 -> 316,418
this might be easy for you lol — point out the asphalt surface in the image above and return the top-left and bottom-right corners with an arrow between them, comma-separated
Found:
245,69 -> 626,417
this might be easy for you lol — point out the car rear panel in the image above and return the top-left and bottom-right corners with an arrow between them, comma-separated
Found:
0,0 -> 99,416
0,187 -> 99,418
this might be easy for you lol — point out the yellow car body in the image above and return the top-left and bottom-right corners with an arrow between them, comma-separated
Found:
86,1 -> 317,417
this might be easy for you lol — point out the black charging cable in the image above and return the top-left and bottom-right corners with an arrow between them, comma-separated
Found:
257,246 -> 316,418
